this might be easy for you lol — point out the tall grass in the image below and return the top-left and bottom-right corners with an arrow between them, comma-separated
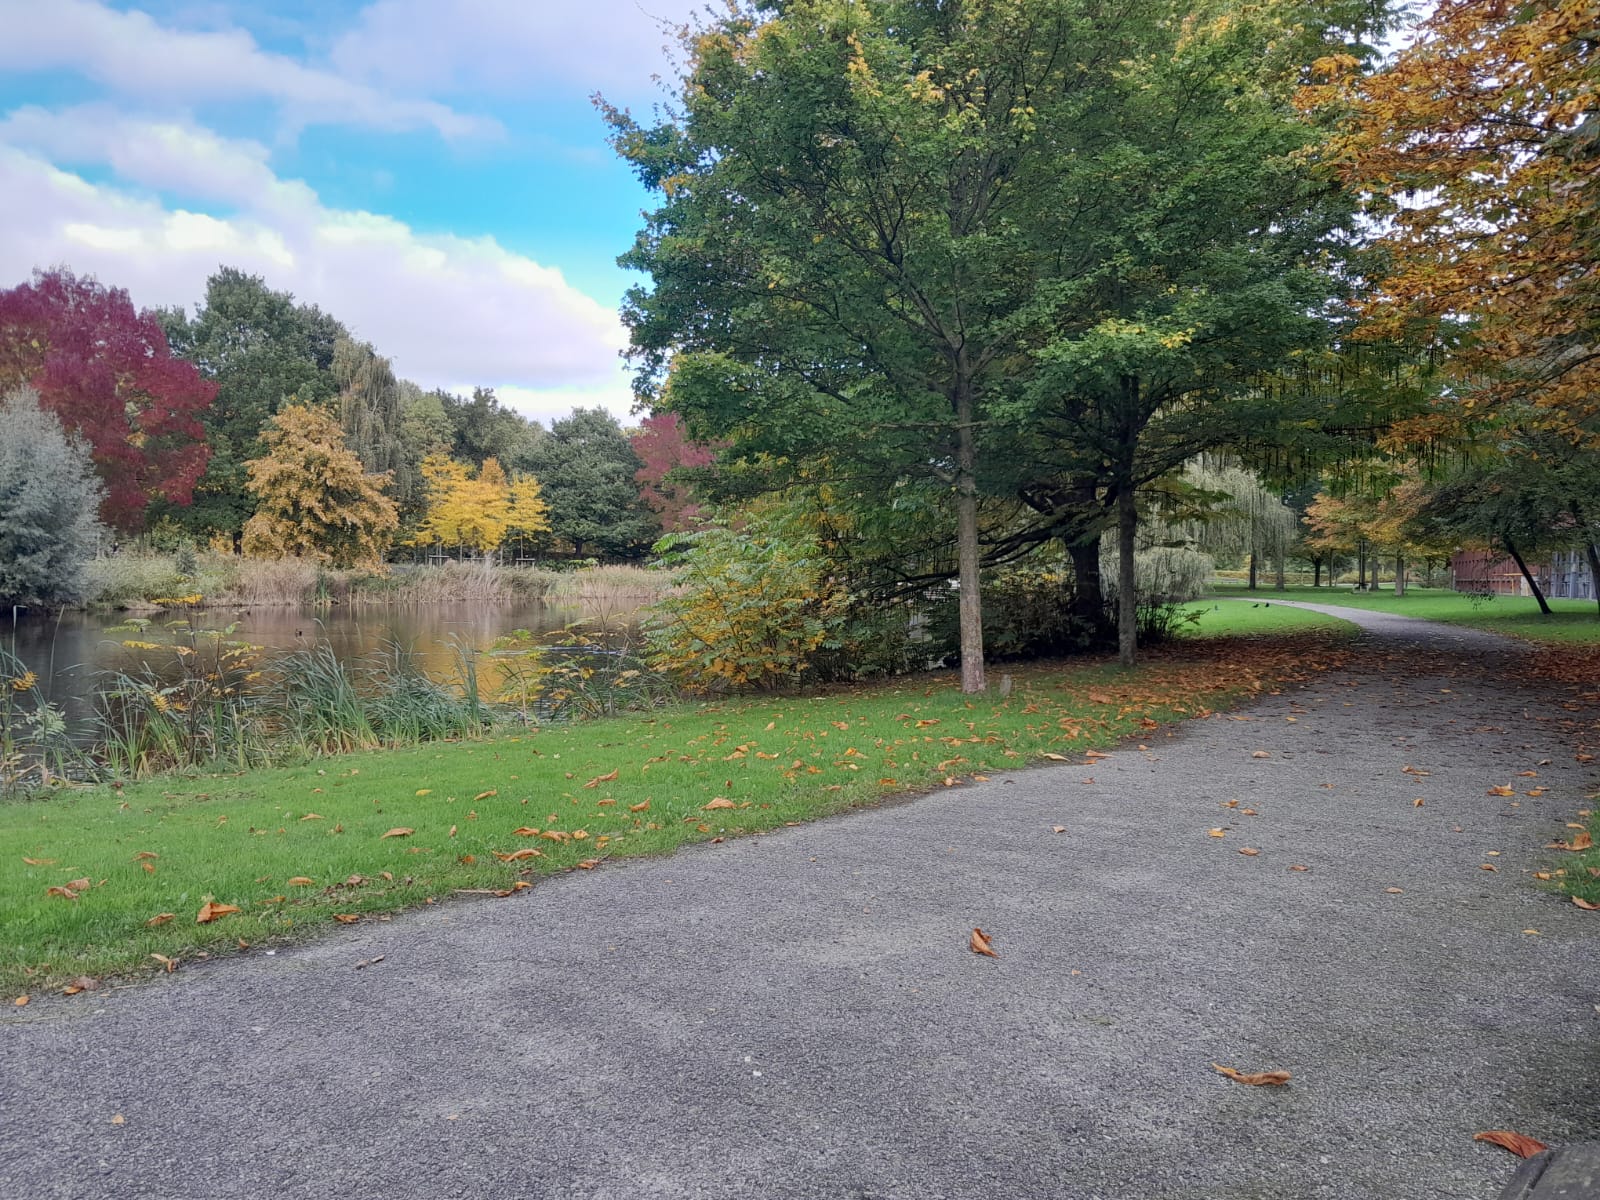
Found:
84,552 -> 667,610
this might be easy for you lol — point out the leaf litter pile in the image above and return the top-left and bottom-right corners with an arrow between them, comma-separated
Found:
2,632 -> 1357,992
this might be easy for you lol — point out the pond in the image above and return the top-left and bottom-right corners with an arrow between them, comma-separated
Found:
1,600 -> 640,741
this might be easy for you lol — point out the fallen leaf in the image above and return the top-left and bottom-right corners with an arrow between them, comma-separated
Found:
141,862 -> 156,875
1386,887 -> 1405,894
332,914 -> 361,924
1251,751 -> 1271,759
300,813 -> 323,821
1487,786 -> 1514,797
1208,828 -> 1227,838
146,912 -> 175,926
380,827 -> 414,839
1573,896 -> 1600,911
1040,752 -> 1069,761
1572,831 -> 1594,851
512,826 -> 541,836
150,953 -> 177,973
1289,864 -> 1309,872
1480,863 -> 1498,872
414,789 -> 431,796
1518,771 -> 1538,778
629,801 -> 650,813
132,851 -> 159,861
65,877 -> 90,892
1239,848 -> 1260,857
703,797 -> 736,810
583,769 -> 619,788
576,858 -> 601,869
491,848 -> 542,862
13,995 -> 27,1007
971,775 -> 989,783
45,886 -> 79,899
473,789 -> 497,801
195,901 -> 240,924
1413,798 -> 1425,808
1533,872 -> 1552,881
1051,825 -> 1067,834
1213,1063 -> 1291,1086
110,1115 -> 124,1125
1473,1131 -> 1548,1159
287,876 -> 314,886
969,928 -> 999,958
1223,800 -> 1240,809
62,976 -> 98,995
21,857 -> 55,865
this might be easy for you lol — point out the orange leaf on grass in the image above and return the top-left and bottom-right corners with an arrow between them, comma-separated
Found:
150,954 -> 177,973
380,827 -> 414,839
146,912 -> 175,926
21,857 -> 55,865
1473,1131 -> 1548,1159
702,797 -> 736,810
969,928 -> 999,958
583,769 -> 619,788
1213,1063 -> 1291,1087
628,801 -> 650,813
132,851 -> 159,861
332,914 -> 361,924
45,886 -> 79,899
492,849 -> 542,862
66,877 -> 90,892
287,877 -> 314,886
473,790 -> 497,801
195,901 -> 240,924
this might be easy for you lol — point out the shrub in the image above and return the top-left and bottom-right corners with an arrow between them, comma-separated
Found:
0,387 -> 105,608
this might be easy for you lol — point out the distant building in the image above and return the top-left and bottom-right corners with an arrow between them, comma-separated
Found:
1450,547 -> 1595,599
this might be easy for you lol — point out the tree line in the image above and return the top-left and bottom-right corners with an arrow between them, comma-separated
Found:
0,265 -> 711,606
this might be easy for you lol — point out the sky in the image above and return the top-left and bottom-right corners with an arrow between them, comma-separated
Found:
0,0 -> 706,426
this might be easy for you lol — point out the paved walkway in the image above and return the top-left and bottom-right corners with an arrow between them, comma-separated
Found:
3,607 -> 1597,1200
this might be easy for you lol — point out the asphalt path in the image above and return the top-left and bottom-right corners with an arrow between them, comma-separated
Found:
3,602 -> 1597,1200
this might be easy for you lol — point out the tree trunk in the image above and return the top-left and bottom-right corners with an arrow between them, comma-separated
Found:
1066,536 -> 1105,636
1357,542 -> 1367,590
954,376 -> 985,694
1117,482 -> 1138,669
1247,548 -> 1257,590
1568,498 -> 1600,619
1275,549 -> 1286,591
1503,536 -> 1553,615
1313,557 -> 1323,588
1394,555 -> 1406,597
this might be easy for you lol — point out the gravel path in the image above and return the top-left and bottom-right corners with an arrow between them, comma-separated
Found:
3,605 -> 1597,1200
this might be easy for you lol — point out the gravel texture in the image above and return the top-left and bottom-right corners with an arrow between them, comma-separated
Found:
3,603 -> 1597,1200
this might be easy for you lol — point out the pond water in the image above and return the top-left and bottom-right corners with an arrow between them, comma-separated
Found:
2,601 -> 636,739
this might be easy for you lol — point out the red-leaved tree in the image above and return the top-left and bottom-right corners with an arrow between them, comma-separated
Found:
630,411 -> 715,533
0,268 -> 214,533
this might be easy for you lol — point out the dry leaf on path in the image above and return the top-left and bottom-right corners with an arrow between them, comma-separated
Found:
13,995 -> 28,1007
380,827 -> 414,839
1289,864 -> 1309,872
1213,1063 -> 1291,1086
1573,896 -> 1600,911
1040,752 -> 1070,762
1208,828 -> 1227,838
1473,1131 -> 1548,1159
1251,751 -> 1271,759
150,953 -> 177,973
1386,887 -> 1405,894
1487,786 -> 1515,797
1051,826 -> 1067,834
332,914 -> 360,924
1239,848 -> 1260,857
969,928 -> 999,958
195,901 -> 240,924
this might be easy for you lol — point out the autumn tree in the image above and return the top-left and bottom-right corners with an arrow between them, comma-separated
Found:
631,411 -> 715,532
242,404 -> 397,567
1305,0 -> 1600,440
158,268 -> 346,543
0,387 -> 105,607
0,268 -> 214,533
414,455 -> 549,559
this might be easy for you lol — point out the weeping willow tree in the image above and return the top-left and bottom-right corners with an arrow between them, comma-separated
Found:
1176,462 -> 1300,590
335,337 -> 411,508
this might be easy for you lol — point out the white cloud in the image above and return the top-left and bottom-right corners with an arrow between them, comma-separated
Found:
0,0 -> 498,140
0,138 -> 630,415
330,0 -> 704,101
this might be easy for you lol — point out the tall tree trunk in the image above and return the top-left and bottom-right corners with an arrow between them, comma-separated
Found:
1394,554 -> 1406,597
1313,557 -> 1323,588
1117,482 -> 1138,669
1357,542 -> 1367,590
954,376 -> 985,694
1247,547 -> 1258,590
1503,536 -> 1553,614
1275,548 -> 1286,591
1066,536 -> 1105,636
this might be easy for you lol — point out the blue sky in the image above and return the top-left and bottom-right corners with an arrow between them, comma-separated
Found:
0,0 -> 704,424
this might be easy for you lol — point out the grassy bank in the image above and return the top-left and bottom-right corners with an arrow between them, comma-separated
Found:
83,553 -> 667,611
2,629 -> 1356,994
1210,584 -> 1600,644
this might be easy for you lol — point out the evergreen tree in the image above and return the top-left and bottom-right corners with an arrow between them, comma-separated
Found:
527,409 -> 657,559
0,388 -> 105,607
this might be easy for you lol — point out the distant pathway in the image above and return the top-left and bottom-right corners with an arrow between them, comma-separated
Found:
3,608 -> 1597,1200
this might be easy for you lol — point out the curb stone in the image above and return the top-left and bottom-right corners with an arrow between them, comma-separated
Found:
1501,1146 -> 1600,1199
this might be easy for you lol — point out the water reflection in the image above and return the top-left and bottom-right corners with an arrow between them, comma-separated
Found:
2,601 -> 633,739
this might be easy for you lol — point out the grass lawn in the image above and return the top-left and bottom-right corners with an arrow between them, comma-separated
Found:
1,631 -> 1355,996
1210,584 -> 1600,644
1177,599 -> 1355,637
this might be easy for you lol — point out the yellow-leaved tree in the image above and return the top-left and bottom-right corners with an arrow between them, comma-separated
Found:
415,454 -> 549,559
242,403 -> 398,567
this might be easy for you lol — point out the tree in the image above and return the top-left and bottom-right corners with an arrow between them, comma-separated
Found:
1304,0 -> 1600,440
526,409 -> 657,558
413,455 -> 549,559
440,387 -> 543,470
241,404 -> 397,567
158,268 -> 346,543
0,268 -> 214,533
0,387 -> 105,607
335,337 -> 412,508
607,0 -> 1380,682
631,411 -> 715,532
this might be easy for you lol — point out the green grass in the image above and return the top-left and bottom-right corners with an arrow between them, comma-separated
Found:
0,632 -> 1354,994
1210,584 -> 1600,644
1178,599 -> 1355,637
